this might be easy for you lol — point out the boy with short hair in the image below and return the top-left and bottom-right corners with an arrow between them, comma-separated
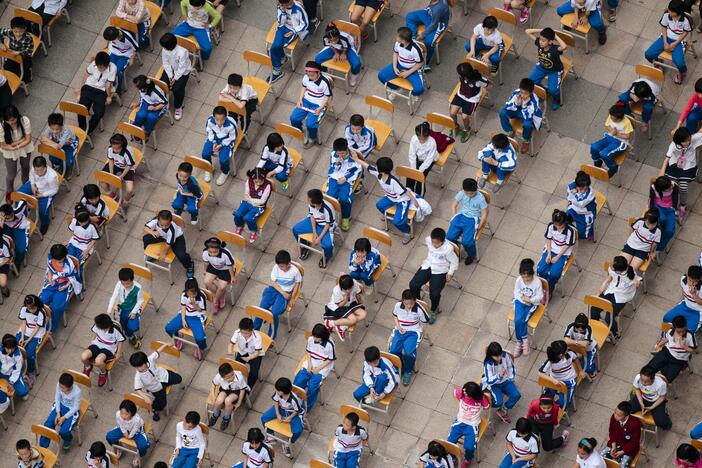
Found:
629,365 -> 672,429
16,438 -> 44,468
130,343 -> 183,421
76,52 -> 116,135
202,105 -> 239,186
207,361 -> 249,431
332,412 -> 369,468
348,237 -> 381,286
344,114 -> 376,160
647,314 -> 697,382
326,138 -> 362,232
219,73 -> 259,131
40,113 -> 78,174
466,15 -> 504,72
268,0 -> 310,83
0,334 -> 29,400
292,188 -> 336,268
39,372 -> 82,451
601,401 -> 641,467
390,289 -> 429,386
0,17 -> 34,83
353,345 -> 398,404
103,25 -> 138,94
257,250 -> 301,339
261,377 -> 304,458
173,411 -> 207,466
18,155 -> 59,235
447,178 -> 489,266
107,266 -> 145,348
477,133 -> 517,193
159,32 -> 192,121
143,209 -> 194,278
499,78 -> 542,154
409,227 -> 458,324
228,317 -> 265,389
80,184 -> 109,227
378,26 -> 425,97
290,61 -> 332,148
556,0 -> 607,45
171,0 -> 221,62
524,28 -> 567,111
172,161 -> 203,225
40,243 -> 81,332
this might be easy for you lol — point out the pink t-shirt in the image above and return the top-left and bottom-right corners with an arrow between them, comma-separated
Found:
680,93 -> 702,123
454,388 -> 490,426
676,459 -> 702,468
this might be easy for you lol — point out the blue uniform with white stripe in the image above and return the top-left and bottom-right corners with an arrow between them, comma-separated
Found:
290,73 -> 332,141
353,356 -> 399,401
478,142 -> 517,183
370,166 -> 413,234
405,0 -> 450,63
326,151 -> 362,219
270,1 -> 309,70
202,115 -> 239,175
292,199 -> 336,260
378,40 -> 425,96
482,351 -> 521,411
389,300 -> 428,376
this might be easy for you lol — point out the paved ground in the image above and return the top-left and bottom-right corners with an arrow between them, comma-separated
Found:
1,0 -> 702,466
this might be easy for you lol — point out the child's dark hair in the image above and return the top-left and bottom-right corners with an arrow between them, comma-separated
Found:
350,114 -> 365,127
668,0 -> 685,15
546,340 -> 568,363
551,209 -> 572,225
324,21 -> 341,41
110,133 -> 128,151
0,204 -> 13,217
103,26 -> 119,41
94,51 -> 111,67
519,78 -> 535,93
204,237 -> 224,251
616,400 -> 632,415
32,155 -> 47,168
354,237 -> 371,253
677,443 -> 701,463
673,126 -> 691,145
218,362 -> 233,377
159,32 -> 177,50
611,255 -> 636,280
430,227 -> 446,242
673,314 -> 687,329
213,105 -> 227,117
695,77 -> 702,94
189,0 -> 206,6
184,410 -> 201,425
485,341 -> 503,361
401,288 -> 417,302
345,411 -> 360,426
632,81 -> 653,99
227,73 -> 243,87
275,249 -> 291,265
10,17 -> 27,30
239,317 -> 254,331
574,170 -> 591,188
154,463 -> 169,468
483,15 -> 498,29
83,184 -> 101,200
538,393 -> 554,406
184,278 -> 199,294
246,167 -> 267,180
58,372 -> 74,388
94,313 -> 114,330
653,175 -> 672,199
133,75 -> 156,94
119,399 -> 138,416
577,438 -> 597,454
89,441 -> 107,458
519,258 -> 535,276
333,137 -> 349,152
178,162 -> 194,175
247,427 -> 265,444
157,209 -> 173,222
427,440 -> 448,459
47,113 -> 64,127
415,121 -> 431,138
307,188 -> 324,205
1,334 -> 16,350
463,178 -> 478,192
639,365 -> 655,379
2,106 -> 25,144
376,156 -> 394,174
50,243 -> 68,260
24,294 -> 43,310
397,26 -> 412,42
364,345 -> 380,363
339,274 -> 354,291
15,438 -> 31,451
609,103 -> 626,120
456,62 -> 482,82
129,351 -> 148,367
540,27 -> 555,41
266,132 -> 285,149
688,265 -> 702,282
491,133 -> 509,149
274,377 -> 293,393
312,322 -> 330,344
515,417 -> 532,434
74,203 -> 90,224
573,312 -> 589,329
643,208 -> 659,225
461,381 -> 484,400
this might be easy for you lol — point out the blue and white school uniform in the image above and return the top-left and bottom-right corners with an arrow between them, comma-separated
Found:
353,356 -> 399,401
290,73 -> 332,141
80,196 -> 110,226
202,115 -> 239,175
315,31 -> 362,76
478,141 -> 517,183
537,223 -> 576,292
104,146 -> 136,181
0,345 -> 28,398
389,301 -> 428,376
270,1 -> 309,70
67,218 -> 100,280
465,23 -> 504,69
348,247 -> 381,286
344,124 -> 376,159
333,424 -> 368,468
564,322 -> 598,376
499,90 -> 543,142
419,450 -> 455,468
663,275 -> 702,333
132,86 -> 168,133
260,390 -> 305,443
0,236 -> 10,275
39,383 -> 81,447
446,190 -> 488,258
370,165 -> 413,234
512,275 -> 544,342
40,253 -> 81,332
566,182 -> 597,240
172,175 -> 203,218
233,441 -> 273,468
499,429 -> 539,468
292,198 -> 336,259
106,410 -> 149,456
43,125 -> 78,171
1,201 -> 29,268
645,12 -> 691,73
256,145 -> 292,182
233,178 -> 272,232
16,306 -> 47,374
256,263 -> 302,339
165,291 -> 208,350
482,352 -> 521,411
539,350 -> 579,409
378,40 -> 425,96
107,28 -> 137,93
326,150 -> 362,219
293,336 -> 336,411
405,0 -> 450,63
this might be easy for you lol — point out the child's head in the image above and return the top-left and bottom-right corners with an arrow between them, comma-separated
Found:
266,132 -> 285,151
324,21 -> 341,43
227,73 -> 243,93
576,438 -> 597,458
94,313 -> 113,331
333,137 -> 349,157
204,237 -> 224,257
695,78 -> 702,97
611,255 -> 636,279
2,105 -> 20,127
156,209 -> 173,229
274,377 -> 293,397
118,267 -> 135,289
129,351 -> 149,371
184,278 -> 199,298
159,32 -> 178,51
311,322 -> 330,344
339,274 -> 355,292
154,463 -> 169,468
74,203 -> 90,225
653,175 -> 673,198
189,0 -> 206,7
673,314 -> 688,334
15,439 -> 32,460
103,26 -> 120,42
9,17 -> 27,37
58,372 -> 74,393
426,440 -> 448,460
274,250 -> 292,270
47,113 -> 64,134
177,161 -> 193,184
133,75 -> 155,93
247,427 -> 265,448
519,78 -> 535,98
218,362 -> 234,380
110,133 -> 128,153
673,127 -> 692,148
613,400 -> 632,422
89,441 -> 106,460
632,81 -> 652,99
343,411 -> 359,432
119,399 -> 138,421
539,27 -> 555,47
307,188 -> 324,207
551,209 -> 571,229
491,133 -> 509,150
247,167 -> 267,184
462,177 -> 478,196
23,294 -> 43,313
456,61 -> 481,81
677,443 -> 701,464
688,265 -> 702,288
482,15 -> 498,34
668,0 -> 685,18
32,155 -> 48,177
519,258 -> 535,280
353,237 -> 371,259
415,121 -> 431,141
1,334 -> 16,353
396,26 -> 413,45
643,208 -> 659,227
609,103 -> 626,121
213,105 -> 228,125
546,340 -> 568,363
515,417 -> 532,436
401,288 -> 417,310
574,170 -> 591,192
238,317 -> 254,338
94,51 -> 111,70
430,227 -> 446,248
376,156 -> 394,175
485,341 -> 503,363
460,381 -> 483,401
304,61 -> 322,81
184,410 -> 201,430
349,114 -> 365,134
49,243 -> 68,261
0,203 -> 14,221
573,313 -> 589,333
363,346 -> 381,366
639,365 -> 655,385
537,393 -> 554,412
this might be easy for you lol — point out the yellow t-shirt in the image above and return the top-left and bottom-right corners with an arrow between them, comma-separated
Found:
606,115 -> 633,142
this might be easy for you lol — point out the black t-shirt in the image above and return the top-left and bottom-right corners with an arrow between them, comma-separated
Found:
535,37 -> 563,72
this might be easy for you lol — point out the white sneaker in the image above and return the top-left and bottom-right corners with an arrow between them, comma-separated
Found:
216,172 -> 228,186
349,74 -> 360,87
174,108 -> 183,121
204,172 -> 212,183
387,93 -> 396,102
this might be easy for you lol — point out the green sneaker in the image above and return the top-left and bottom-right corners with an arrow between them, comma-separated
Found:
62,441 -> 72,452
428,311 -> 437,324
341,218 -> 350,231
402,372 -> 412,386
280,180 -> 289,191
460,129 -> 470,143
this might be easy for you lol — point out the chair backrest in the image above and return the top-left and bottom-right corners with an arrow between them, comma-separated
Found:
395,165 -> 425,184
555,30 -> 576,48
0,47 -> 22,67
380,351 -> 402,373
275,122 -> 304,143
10,191 -> 38,211
109,15 -> 138,34
218,357 -> 250,380
291,260 -> 305,278
144,1 -> 162,25
292,384 -> 307,405
123,392 -> 154,411
0,70 -> 21,94
534,85 -> 548,104
175,34 -> 199,53
579,164 -> 610,182
604,458 -> 621,468
217,99 -> 246,117
635,64 -> 664,85
584,294 -> 613,314
116,121 -> 147,141
487,7 -> 517,26
217,230 -> 247,250
427,112 -> 456,132
36,446 -> 58,467
465,57 -> 492,77
691,438 -> 702,451
32,424 -> 60,444
363,226 -> 392,248
323,194 -> 343,218
184,155 -> 215,175
365,94 -> 394,116
434,438 -> 463,460
122,262 -> 153,283
59,100 -> 90,118
244,50 -> 273,69
339,404 -> 370,423
38,143 -> 65,161
537,374 -> 566,393
150,340 -> 181,359
478,189 -> 492,206
310,460 -> 334,468
94,170 -> 123,189
334,20 -> 362,52
15,8 -> 44,28
246,305 -> 275,326
62,368 -> 91,388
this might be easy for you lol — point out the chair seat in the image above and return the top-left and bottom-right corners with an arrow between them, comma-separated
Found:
0,379 -> 15,397
186,36 -> 201,50
508,305 -> 545,328
366,119 -> 392,151
145,243 -> 175,264
560,14 -> 591,34
639,258 -> 650,272
257,207 -> 272,230
509,118 -> 525,136
179,317 -> 212,337
299,233 -> 317,243
475,167 -> 511,186
388,77 -> 413,92
436,144 -> 454,166
266,23 -> 298,50
613,151 -> 627,165
633,411 -> 655,426
265,419 -> 293,438
323,59 -> 351,74
385,205 -> 415,221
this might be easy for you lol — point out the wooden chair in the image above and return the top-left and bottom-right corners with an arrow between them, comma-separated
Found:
0,70 -> 21,96
58,101 -> 94,149
427,112 -> 459,187
38,144 -> 73,192
603,444 -> 646,467
143,212 -> 186,285
416,22 -> 450,66
144,1 -> 163,51
31,425 -> 60,457
507,277 -> 550,348
0,378 -> 16,417
560,12 -> 593,54
111,263 -> 159,319
13,9 -> 48,57
298,195 -> 344,268
205,357 -> 253,421
150,0 -> 173,26
274,122 -> 308,196
578,164 -> 614,241
383,166 -> 421,235
36,4 -> 71,47
111,401 -> 156,464
508,85 -> 550,157
215,231 -> 247,303
0,50 -> 29,95
35,446 -> 58,467
631,375 -> 669,448
364,95 -> 399,158
128,76 -> 174,150
359,351 -> 401,414
60,369 -> 99,445
100,144 -> 143,188
263,385 -> 311,457
145,340 -> 181,415
244,50 -> 277,100
474,137 -> 522,209
631,64 -> 665,141
434,439 -> 462,464
327,405 -> 372,462
311,460 -> 333,468
93,171 -> 127,223
385,42 -> 429,115
293,350 -> 334,407
473,190 -> 494,263
585,293 -> 618,342
362,226 -> 397,301
10,191 -> 41,244
475,414 -> 497,462
283,261 -> 308,332
265,21 -> 302,71
245,305 -> 279,351
348,1 -> 388,42
321,20 -> 361,93
487,8 -> 519,85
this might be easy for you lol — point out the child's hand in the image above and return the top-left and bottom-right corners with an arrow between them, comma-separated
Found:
129,312 -> 137,320
570,17 -> 579,27
130,102 -> 139,109
313,107 -> 323,116
481,56 -> 490,64
81,250 -> 89,260
182,318 -> 188,329
397,326 -> 405,334
106,95 -> 112,105
75,90 -> 81,100
546,256 -> 552,265
284,31 -> 293,38
311,236 -> 321,245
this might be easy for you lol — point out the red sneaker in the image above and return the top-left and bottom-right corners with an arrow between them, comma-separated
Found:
174,339 -> 183,350
218,293 -> 226,310
97,372 -> 108,387
234,227 -> 244,235
83,365 -> 93,376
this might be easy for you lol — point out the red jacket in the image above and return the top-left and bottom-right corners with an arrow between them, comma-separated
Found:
607,414 -> 641,457
526,398 -> 560,426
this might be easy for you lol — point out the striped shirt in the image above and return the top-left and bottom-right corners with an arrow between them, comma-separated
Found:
368,166 -> 409,203
625,219 -> 661,253
633,373 -> 666,403
539,350 -> 578,381
241,442 -> 272,468
333,425 -> 368,453
663,328 -> 696,361
506,430 -> 539,461
68,219 -> 100,251
544,223 -> 576,256
309,199 -> 336,228
180,291 -> 207,318
302,74 -> 332,107
90,324 -> 125,354
303,336 -> 336,378
392,300 -> 428,333
202,247 -> 234,271
680,275 -> 702,312
394,40 -> 424,70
